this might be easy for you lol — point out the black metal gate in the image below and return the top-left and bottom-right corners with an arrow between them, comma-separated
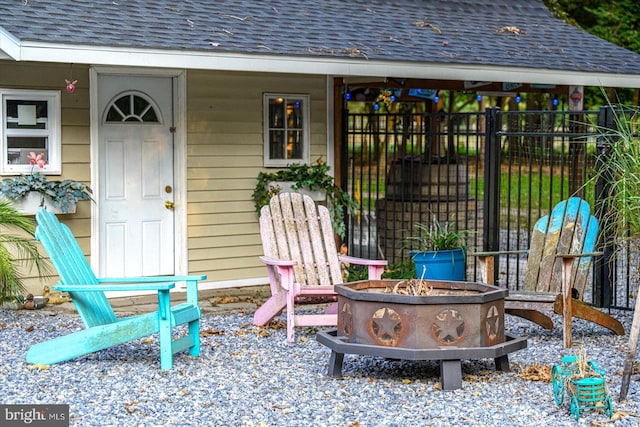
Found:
343,106 -> 636,310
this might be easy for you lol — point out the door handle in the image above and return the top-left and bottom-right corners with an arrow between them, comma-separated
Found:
165,201 -> 175,210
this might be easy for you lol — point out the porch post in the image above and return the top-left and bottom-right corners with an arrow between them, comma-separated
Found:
593,105 -> 614,308
483,107 -> 501,285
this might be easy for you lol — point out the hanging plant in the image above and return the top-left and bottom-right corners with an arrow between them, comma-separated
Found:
252,161 -> 358,238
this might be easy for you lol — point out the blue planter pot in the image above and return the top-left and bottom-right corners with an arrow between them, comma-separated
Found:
410,248 -> 466,281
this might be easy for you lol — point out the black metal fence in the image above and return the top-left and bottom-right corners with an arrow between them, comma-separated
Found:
343,105 -> 638,310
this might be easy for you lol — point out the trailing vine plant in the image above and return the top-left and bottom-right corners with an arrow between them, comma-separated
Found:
252,161 -> 358,238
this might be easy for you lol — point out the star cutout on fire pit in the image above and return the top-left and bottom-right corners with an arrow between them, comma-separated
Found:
432,309 -> 465,344
368,307 -> 403,346
340,302 -> 353,335
485,305 -> 500,340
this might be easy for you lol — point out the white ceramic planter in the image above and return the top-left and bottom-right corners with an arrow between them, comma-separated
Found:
8,192 -> 76,215
268,181 -> 326,201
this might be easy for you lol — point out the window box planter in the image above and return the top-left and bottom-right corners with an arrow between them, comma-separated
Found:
4,191 -> 76,215
267,181 -> 326,202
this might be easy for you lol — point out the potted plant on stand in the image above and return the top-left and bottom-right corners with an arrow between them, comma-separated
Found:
0,152 -> 92,214
0,199 -> 52,309
404,215 -> 468,281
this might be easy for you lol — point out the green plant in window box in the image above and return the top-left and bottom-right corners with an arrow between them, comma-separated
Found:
252,160 -> 358,238
0,152 -> 93,214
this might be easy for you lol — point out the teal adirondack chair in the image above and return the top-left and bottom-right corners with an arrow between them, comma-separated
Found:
26,209 -> 206,370
475,197 -> 624,348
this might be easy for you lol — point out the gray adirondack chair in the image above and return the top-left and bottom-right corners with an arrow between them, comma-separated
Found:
253,192 -> 388,342
26,208 -> 206,370
475,197 -> 624,347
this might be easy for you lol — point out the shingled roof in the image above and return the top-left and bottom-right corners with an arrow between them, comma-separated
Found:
1,0 -> 640,87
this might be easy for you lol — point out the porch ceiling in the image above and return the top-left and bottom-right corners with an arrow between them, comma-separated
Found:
2,0 -> 640,88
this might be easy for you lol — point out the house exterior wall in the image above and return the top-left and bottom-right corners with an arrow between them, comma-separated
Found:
0,61 -> 92,295
185,70 -> 329,284
0,62 -> 330,295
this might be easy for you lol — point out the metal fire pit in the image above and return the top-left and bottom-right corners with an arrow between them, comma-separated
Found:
316,279 -> 527,390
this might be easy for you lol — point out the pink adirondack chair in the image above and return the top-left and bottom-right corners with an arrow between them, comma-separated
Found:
253,192 -> 387,342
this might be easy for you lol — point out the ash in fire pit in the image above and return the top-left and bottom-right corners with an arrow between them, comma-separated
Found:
316,279 -> 527,390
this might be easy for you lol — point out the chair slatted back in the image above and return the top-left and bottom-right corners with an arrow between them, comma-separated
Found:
523,197 -> 598,298
35,209 -> 118,327
260,192 -> 343,286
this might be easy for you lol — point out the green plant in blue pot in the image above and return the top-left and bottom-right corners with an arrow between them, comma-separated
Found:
404,216 -> 468,281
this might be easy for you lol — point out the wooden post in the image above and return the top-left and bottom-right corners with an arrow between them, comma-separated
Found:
560,256 -> 573,348
476,255 -> 494,285
619,294 -> 640,402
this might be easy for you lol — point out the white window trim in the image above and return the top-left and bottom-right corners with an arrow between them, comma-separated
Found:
263,93 -> 310,167
0,89 -> 62,175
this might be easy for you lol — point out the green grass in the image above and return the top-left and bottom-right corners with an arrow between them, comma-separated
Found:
471,171 -> 595,222
352,166 -> 596,223
471,173 -> 566,205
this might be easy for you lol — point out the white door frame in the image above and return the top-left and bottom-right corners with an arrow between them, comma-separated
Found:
90,66 -> 188,277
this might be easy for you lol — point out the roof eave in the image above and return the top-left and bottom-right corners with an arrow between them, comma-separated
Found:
10,41 -> 640,89
0,27 -> 21,60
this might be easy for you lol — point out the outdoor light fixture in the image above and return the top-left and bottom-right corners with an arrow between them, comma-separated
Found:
552,95 -> 559,106
476,94 -> 482,102
515,93 -> 522,103
373,102 -> 380,111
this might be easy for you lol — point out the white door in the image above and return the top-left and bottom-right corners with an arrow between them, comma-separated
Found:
98,76 -> 175,277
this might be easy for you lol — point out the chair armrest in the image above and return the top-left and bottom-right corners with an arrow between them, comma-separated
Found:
470,250 -> 529,257
338,255 -> 387,267
96,275 -> 205,306
471,250 -> 527,285
338,255 -> 387,280
54,282 -> 176,292
96,275 -> 206,283
556,252 -> 602,259
259,256 -> 297,267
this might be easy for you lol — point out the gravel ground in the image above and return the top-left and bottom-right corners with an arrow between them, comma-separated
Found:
1,307 -> 640,427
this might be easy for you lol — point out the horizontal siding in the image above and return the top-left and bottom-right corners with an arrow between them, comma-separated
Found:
188,223 -> 260,238
189,155 -> 262,168
0,62 -> 92,296
190,245 -> 263,261
188,191 -> 251,203
188,264 -> 266,282
189,212 -> 258,226
2,63 -> 329,293
185,70 -> 328,287
188,133 -> 261,146
189,234 -> 259,249
188,177 -> 258,192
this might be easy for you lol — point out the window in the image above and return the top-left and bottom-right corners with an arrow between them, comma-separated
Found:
104,91 -> 161,124
263,93 -> 310,167
0,89 -> 61,174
